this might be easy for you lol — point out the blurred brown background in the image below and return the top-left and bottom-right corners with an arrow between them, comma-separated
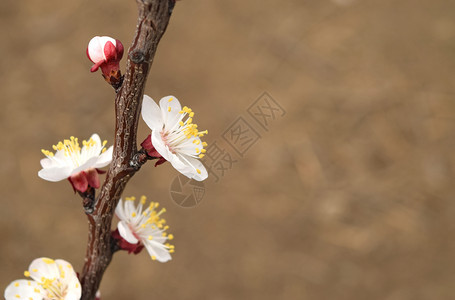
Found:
1,0 -> 455,299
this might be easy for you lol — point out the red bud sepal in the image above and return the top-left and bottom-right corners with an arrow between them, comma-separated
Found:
68,168 -> 104,193
111,229 -> 144,254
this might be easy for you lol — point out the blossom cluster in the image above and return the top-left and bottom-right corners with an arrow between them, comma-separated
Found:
6,34 -> 209,299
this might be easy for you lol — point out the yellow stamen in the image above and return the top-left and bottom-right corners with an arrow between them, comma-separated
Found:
41,149 -> 54,157
196,169 -> 201,174
42,258 -> 55,264
24,271 -> 30,277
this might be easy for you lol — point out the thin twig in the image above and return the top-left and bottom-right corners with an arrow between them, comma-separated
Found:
79,1 -> 174,299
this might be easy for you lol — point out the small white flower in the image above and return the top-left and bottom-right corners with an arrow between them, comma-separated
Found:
38,133 -> 113,192
4,257 -> 81,300
115,196 -> 175,262
141,95 -> 208,181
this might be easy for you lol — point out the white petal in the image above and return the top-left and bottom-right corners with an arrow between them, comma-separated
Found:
4,279 -> 43,300
38,166 -> 72,182
90,133 -> 102,146
98,36 -> 117,47
65,291 -> 82,300
143,241 -> 172,263
28,257 -> 60,282
55,260 -> 81,300
115,199 -> 127,220
159,95 -> 182,130
151,130 -> 173,161
40,157 -> 57,168
71,156 -> 99,175
175,136 -> 204,157
55,259 -> 81,300
118,220 -> 139,244
160,148 -> 198,178
141,228 -> 166,244
94,146 -> 113,168
87,36 -> 116,63
176,155 -> 208,181
168,155 -> 193,174
142,95 -> 164,130
80,134 -> 102,161
123,200 -> 138,221
53,148 -> 71,165
55,259 -> 79,283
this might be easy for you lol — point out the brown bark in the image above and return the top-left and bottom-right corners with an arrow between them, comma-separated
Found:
79,1 -> 175,299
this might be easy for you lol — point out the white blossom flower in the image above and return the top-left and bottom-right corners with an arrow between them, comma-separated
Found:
4,257 -> 81,300
114,196 -> 174,262
86,36 -> 124,73
38,133 -> 113,192
141,95 -> 208,181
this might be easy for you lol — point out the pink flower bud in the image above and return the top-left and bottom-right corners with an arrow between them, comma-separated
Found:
87,36 -> 124,87
87,36 -> 123,71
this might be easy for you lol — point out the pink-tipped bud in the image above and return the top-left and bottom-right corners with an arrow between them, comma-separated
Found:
87,36 -> 124,87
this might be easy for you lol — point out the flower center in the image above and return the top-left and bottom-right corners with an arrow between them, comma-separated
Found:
40,278 -> 68,300
161,105 -> 208,158
41,136 -> 107,167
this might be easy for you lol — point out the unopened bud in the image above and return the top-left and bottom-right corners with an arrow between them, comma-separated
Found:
87,36 -> 124,87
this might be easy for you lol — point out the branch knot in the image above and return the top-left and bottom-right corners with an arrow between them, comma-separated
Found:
130,50 -> 146,64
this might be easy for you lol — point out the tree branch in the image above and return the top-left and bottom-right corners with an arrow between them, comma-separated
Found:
79,1 -> 174,299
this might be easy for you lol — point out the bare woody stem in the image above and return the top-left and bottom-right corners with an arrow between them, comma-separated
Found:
79,1 -> 175,299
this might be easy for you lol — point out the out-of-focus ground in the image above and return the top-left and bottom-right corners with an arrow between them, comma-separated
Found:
1,0 -> 455,299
